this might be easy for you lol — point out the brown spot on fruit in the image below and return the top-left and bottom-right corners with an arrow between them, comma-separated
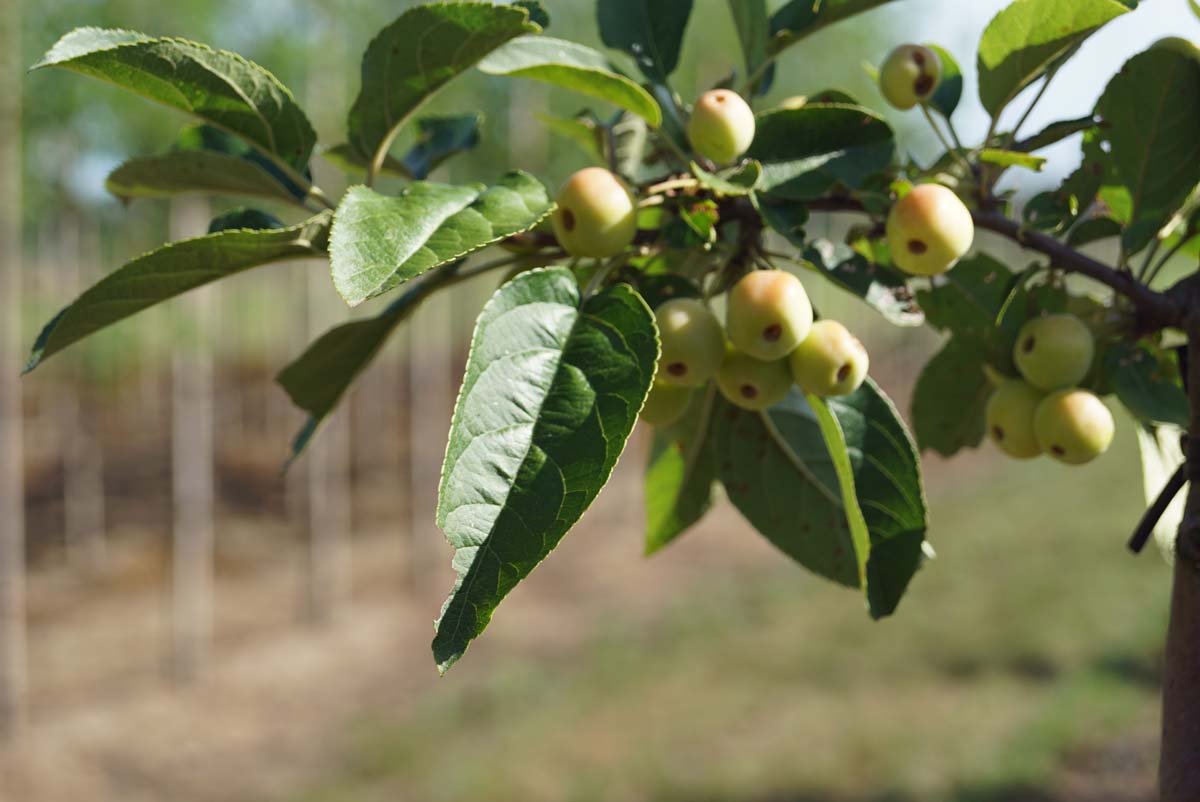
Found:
1051,445 -> 1066,457
837,363 -> 851,382
1022,336 -> 1035,354
666,361 -> 688,377
907,239 -> 928,254
912,50 -> 926,67
560,208 -> 576,231
992,425 -> 1005,441
740,384 -> 758,400
914,74 -> 934,96
763,323 -> 782,342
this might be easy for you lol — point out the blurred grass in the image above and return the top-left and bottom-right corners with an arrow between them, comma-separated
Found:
282,417 -> 1166,802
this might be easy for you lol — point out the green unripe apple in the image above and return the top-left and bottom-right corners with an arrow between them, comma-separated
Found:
1013,313 -> 1095,391
639,382 -> 693,427
886,183 -> 974,276
687,89 -> 756,165
985,380 -> 1044,459
726,270 -> 813,361
1033,389 -> 1115,465
551,167 -> 637,258
879,44 -> 941,110
716,349 -> 793,411
788,319 -> 869,397
655,298 -> 726,387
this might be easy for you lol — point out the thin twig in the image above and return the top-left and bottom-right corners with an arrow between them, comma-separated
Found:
1006,71 -> 1057,149
1129,462 -> 1189,554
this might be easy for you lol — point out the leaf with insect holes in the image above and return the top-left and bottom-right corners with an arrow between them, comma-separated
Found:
478,36 -> 661,126
34,28 -> 316,177
749,104 -> 895,200
645,385 -> 719,554
329,171 -> 552,306
597,0 -> 692,83
26,212 -> 331,371
976,0 -> 1131,117
346,3 -> 538,171
433,267 -> 657,672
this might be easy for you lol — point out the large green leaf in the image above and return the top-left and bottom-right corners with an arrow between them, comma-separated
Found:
769,0 -> 898,52
478,36 -> 661,126
912,338 -> 991,457
34,28 -> 316,178
329,171 -> 552,306
346,3 -> 538,173
748,104 -> 895,200
645,385 -> 719,554
822,383 -> 928,617
916,253 -> 1018,365
434,267 -> 658,672
105,150 -> 301,205
976,0 -> 1131,117
1096,46 -> 1200,252
26,212 -> 331,371
1103,342 -> 1189,428
597,0 -> 692,83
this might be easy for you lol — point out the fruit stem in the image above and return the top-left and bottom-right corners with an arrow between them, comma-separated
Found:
919,104 -> 972,174
644,177 -> 700,196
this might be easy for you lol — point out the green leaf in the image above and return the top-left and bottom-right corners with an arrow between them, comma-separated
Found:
1096,46 -> 1200,253
433,267 -> 658,672
979,148 -> 1046,171
320,143 -> 412,180
976,0 -> 1131,117
1066,216 -> 1122,246
277,263 -> 462,461
329,171 -> 552,306
824,382 -> 928,618
34,28 -> 316,178
105,150 -> 302,205
1136,423 -> 1185,564
26,212 -> 331,371
346,3 -> 537,173
917,253 -> 1018,363
926,44 -> 963,118
208,208 -> 284,233
401,114 -> 483,180
1013,114 -> 1097,152
514,1 -> 550,27
478,36 -> 662,126
797,237 -> 922,327
729,0 -> 769,91
597,0 -> 693,83
912,339 -> 991,457
536,112 -> 606,164
748,104 -> 895,200
770,0 -> 899,52
691,160 -> 762,196
645,385 -> 719,554
1104,342 -> 1189,427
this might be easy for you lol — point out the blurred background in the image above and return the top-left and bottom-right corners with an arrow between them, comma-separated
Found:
0,1 -> 1197,800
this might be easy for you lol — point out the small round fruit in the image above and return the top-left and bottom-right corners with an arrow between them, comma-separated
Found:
551,167 -> 637,258
886,184 -> 974,276
879,44 -> 941,110
985,380 -> 1044,459
639,382 -> 693,427
717,350 -> 793,411
687,89 -> 756,165
1013,314 -> 1095,391
788,320 -> 869,397
726,270 -> 813,361
655,298 -> 726,387
1033,389 -> 1115,465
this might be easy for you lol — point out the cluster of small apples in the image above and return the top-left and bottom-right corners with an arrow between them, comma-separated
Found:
641,271 -> 870,427
986,313 -> 1115,465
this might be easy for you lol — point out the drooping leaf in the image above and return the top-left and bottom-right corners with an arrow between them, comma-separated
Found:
796,237 -> 922,327
105,150 -> 302,205
1013,114 -> 1098,153
329,171 -> 552,306
26,212 -> 331,371
1136,423 -> 1186,564
401,114 -> 483,180
815,382 -> 928,617
434,267 -> 657,672
926,43 -> 963,118
917,253 -> 1018,363
346,3 -> 537,172
729,0 -> 770,93
1104,342 -> 1189,428
1096,46 -> 1200,253
597,0 -> 693,83
748,104 -> 895,200
34,28 -> 316,178
691,160 -> 762,196
1066,216 -> 1123,247
770,0 -> 899,53
278,262 -> 464,461
912,338 -> 991,457
976,0 -> 1132,117
478,36 -> 662,126
645,385 -> 719,554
